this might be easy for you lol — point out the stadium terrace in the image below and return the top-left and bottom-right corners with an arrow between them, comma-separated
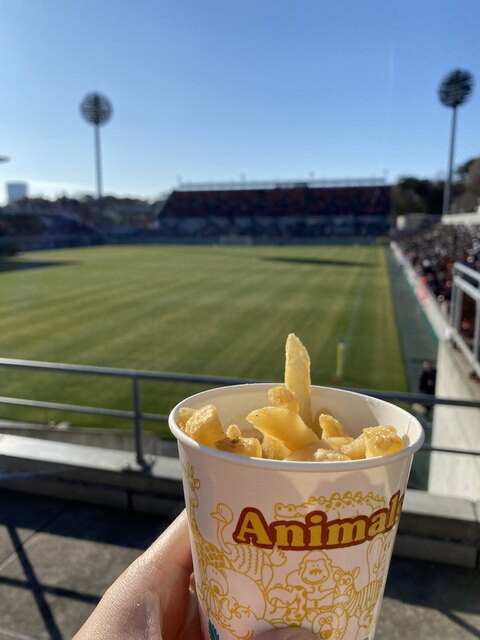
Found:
159,180 -> 391,239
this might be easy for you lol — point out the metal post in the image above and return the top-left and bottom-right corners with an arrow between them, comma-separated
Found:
473,300 -> 480,365
452,288 -> 464,335
449,274 -> 456,326
132,377 -> 146,467
94,124 -> 103,200
336,337 -> 346,379
450,273 -> 462,333
442,106 -> 457,215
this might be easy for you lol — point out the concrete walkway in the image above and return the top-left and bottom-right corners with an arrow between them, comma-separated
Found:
0,489 -> 478,640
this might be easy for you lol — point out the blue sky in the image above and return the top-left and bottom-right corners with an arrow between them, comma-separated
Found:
0,0 -> 479,203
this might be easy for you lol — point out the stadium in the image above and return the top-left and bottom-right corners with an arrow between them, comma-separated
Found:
0,175 -> 479,489
0,177 -> 392,246
1,185 -> 480,637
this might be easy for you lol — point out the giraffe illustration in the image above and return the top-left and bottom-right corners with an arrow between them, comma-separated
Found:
183,465 -> 271,640
184,464 -> 226,574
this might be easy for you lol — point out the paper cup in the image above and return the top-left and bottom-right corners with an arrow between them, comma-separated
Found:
169,384 -> 424,640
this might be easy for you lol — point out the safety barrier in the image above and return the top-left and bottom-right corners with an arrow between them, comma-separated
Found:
0,356 -> 479,468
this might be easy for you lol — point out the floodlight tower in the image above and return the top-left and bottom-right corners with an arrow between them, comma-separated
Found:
438,69 -> 474,215
80,93 -> 113,200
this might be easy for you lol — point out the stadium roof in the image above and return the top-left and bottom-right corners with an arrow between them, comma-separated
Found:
177,177 -> 387,191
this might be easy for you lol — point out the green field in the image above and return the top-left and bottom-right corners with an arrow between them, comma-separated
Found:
0,244 -> 406,433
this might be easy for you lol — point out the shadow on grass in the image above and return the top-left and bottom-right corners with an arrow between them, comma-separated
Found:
0,260 -> 78,273
260,256 -> 373,267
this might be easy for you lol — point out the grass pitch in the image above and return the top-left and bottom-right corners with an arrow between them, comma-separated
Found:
0,244 -> 406,432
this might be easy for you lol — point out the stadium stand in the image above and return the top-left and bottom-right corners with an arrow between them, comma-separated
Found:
0,212 -> 92,237
0,182 -> 391,247
158,184 -> 392,239
0,211 -> 97,251
392,219 -> 480,501
393,223 -> 480,342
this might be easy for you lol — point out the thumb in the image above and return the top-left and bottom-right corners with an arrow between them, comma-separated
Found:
255,628 -> 318,639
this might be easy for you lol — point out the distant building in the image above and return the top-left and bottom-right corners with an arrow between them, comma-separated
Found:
6,182 -> 28,204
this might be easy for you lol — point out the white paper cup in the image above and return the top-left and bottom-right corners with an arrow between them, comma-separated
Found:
169,384 -> 424,640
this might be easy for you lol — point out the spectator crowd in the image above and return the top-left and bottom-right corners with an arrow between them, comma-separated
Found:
0,185 -> 392,247
158,186 -> 391,238
394,222 -> 480,341
0,212 -> 93,238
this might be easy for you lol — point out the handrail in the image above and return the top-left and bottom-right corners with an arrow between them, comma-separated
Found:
449,261 -> 480,378
0,356 -> 479,467
0,357 -> 479,407
0,356 -> 259,385
453,261 -> 480,284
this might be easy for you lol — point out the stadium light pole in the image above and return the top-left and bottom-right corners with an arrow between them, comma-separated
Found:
438,69 -> 474,215
80,93 -> 113,201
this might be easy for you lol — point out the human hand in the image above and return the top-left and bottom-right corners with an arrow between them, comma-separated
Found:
73,509 -> 316,640
74,509 -> 200,640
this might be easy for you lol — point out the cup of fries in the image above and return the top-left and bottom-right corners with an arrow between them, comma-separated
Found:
169,335 -> 424,640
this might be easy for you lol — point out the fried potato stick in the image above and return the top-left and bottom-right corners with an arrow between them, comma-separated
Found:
215,436 -> 262,457
339,434 -> 366,460
268,386 -> 299,413
262,434 -> 291,460
285,333 -> 312,427
246,405 -> 319,452
185,404 -> 225,447
363,426 -> 404,458
319,413 -> 348,437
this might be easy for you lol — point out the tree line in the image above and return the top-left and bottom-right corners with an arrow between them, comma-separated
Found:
3,157 -> 480,219
392,156 -> 480,216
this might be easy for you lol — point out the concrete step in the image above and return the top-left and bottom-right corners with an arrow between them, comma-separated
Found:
0,434 -> 478,568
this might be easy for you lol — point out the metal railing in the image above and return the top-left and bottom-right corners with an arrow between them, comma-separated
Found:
449,262 -> 480,377
0,356 -> 479,469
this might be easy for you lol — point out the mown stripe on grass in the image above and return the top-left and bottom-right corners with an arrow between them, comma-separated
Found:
0,244 -> 407,427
